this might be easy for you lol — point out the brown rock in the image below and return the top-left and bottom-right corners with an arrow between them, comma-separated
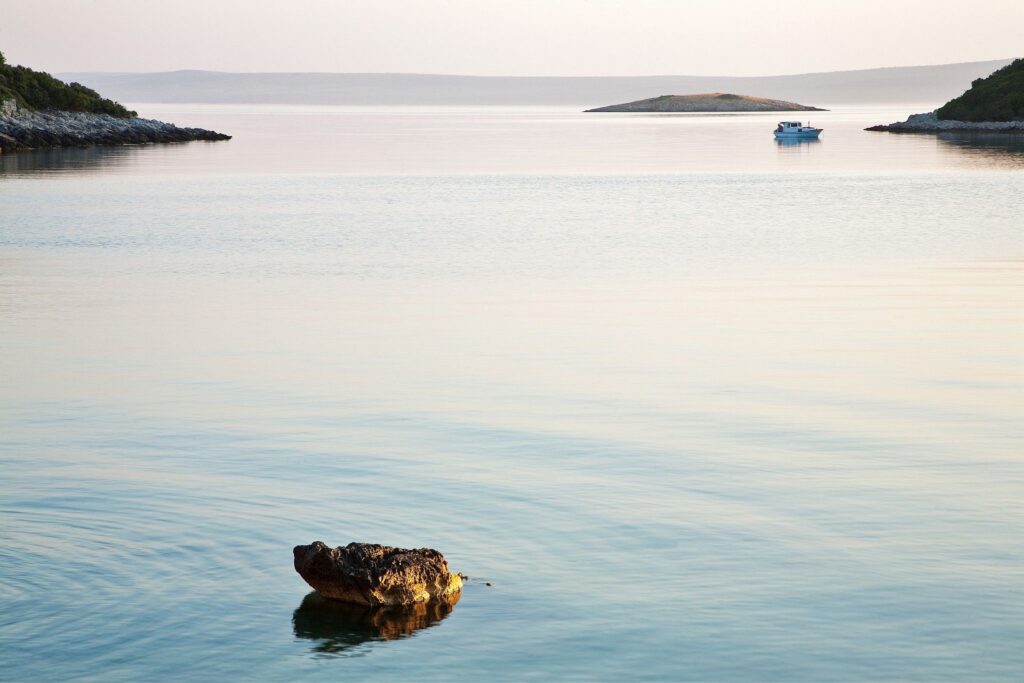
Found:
293,541 -> 463,607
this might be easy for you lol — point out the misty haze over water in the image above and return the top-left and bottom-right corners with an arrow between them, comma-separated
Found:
57,58 -> 1014,107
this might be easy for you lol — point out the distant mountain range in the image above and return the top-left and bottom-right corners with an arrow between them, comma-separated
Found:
57,59 -> 1014,107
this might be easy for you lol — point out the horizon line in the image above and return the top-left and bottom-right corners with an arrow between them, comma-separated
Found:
51,56 -> 1017,81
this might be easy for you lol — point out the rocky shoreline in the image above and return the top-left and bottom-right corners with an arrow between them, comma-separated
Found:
866,111 -> 1024,133
0,108 -> 230,153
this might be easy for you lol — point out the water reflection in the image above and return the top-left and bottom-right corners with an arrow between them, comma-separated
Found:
936,131 -> 1024,168
292,592 -> 459,657
0,146 -> 140,176
3,107 -> 1024,176
774,137 -> 821,147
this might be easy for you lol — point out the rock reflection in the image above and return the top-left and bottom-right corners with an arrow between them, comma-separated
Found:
292,591 -> 459,656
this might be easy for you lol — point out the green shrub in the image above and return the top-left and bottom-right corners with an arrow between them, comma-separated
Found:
936,58 -> 1024,122
0,51 -> 136,118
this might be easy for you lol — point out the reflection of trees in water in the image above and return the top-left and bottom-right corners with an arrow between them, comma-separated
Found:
0,146 -> 140,174
936,132 -> 1024,167
292,591 -> 459,656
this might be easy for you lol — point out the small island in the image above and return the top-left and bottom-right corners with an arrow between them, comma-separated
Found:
585,92 -> 826,113
0,49 -> 230,153
867,57 -> 1023,132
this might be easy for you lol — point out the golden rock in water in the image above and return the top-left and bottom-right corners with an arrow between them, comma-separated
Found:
293,541 -> 463,607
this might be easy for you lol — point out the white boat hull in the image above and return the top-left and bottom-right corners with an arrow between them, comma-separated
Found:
773,129 -> 822,139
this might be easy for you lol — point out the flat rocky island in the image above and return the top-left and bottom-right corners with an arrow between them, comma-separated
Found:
0,49 -> 229,153
586,93 -> 825,113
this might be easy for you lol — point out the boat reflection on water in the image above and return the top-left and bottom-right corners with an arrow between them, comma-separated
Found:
774,137 -> 822,146
292,591 -> 460,657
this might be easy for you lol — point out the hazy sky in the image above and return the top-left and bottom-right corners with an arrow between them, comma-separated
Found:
2,0 -> 1021,76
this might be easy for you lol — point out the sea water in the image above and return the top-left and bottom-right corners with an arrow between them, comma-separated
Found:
1,105 -> 1022,681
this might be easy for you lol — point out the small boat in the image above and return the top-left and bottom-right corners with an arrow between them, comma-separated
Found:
773,121 -> 823,139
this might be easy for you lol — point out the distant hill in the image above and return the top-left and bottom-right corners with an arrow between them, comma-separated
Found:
0,49 -> 134,118
57,59 -> 1014,107
936,58 -> 1024,122
586,93 -> 824,113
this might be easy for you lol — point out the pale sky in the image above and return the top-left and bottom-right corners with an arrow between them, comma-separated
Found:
2,0 -> 1021,76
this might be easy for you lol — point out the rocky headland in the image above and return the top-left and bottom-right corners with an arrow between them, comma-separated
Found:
0,49 -> 228,153
0,107 -> 230,153
586,93 -> 825,113
293,541 -> 464,607
868,58 -> 1023,133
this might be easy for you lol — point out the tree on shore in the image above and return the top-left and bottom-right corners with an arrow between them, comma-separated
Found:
0,48 -> 136,117
937,58 -> 1024,122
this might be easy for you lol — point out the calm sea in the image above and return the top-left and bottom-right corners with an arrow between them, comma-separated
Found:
1,105 -> 1022,682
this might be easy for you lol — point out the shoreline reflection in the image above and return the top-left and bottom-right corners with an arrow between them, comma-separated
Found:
933,131 -> 1024,169
937,130 -> 1024,147
0,145 -> 142,175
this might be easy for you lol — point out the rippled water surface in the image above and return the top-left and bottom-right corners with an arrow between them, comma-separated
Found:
1,105 -> 1023,681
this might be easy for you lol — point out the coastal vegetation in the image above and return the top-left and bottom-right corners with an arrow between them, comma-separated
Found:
867,57 -> 1024,131
0,49 -> 136,118
936,58 -> 1023,122
0,49 -> 229,153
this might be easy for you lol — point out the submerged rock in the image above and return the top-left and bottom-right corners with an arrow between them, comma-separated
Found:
293,541 -> 463,607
